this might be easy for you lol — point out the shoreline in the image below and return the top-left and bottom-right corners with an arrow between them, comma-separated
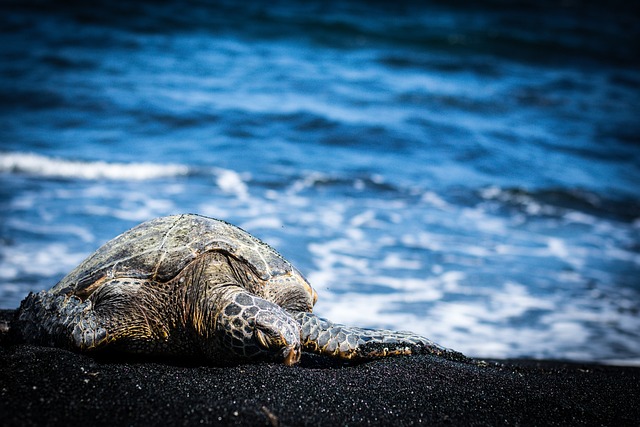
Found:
2,342 -> 639,426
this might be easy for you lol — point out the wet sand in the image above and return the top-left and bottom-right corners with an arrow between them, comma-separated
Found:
1,340 -> 638,426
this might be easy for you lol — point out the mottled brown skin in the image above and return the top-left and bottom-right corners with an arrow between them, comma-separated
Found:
14,214 -> 464,365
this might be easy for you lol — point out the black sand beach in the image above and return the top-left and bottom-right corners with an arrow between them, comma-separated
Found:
2,336 -> 639,426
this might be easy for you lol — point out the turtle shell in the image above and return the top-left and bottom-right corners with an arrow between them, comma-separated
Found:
51,214 -> 307,299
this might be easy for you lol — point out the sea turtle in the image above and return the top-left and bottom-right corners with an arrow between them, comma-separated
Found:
12,214 -> 463,365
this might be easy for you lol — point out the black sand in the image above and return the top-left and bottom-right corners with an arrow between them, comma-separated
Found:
2,338 -> 639,427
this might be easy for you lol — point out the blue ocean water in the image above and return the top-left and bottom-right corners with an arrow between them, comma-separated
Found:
1,0 -> 639,364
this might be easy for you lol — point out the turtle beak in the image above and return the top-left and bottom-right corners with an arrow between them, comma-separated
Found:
282,345 -> 301,366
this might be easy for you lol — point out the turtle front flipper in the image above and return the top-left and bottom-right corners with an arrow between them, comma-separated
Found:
296,312 -> 468,362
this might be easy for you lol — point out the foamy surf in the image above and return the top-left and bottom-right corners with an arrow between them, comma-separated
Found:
0,152 -> 190,181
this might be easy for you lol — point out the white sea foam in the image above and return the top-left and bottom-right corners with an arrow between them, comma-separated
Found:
239,216 -> 283,231
6,219 -> 95,244
215,168 -> 250,200
0,152 -> 190,180
420,191 -> 453,210
380,253 -> 422,270
307,224 -> 640,363
0,242 -> 86,284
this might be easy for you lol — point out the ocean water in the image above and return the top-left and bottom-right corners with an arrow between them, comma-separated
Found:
1,0 -> 639,364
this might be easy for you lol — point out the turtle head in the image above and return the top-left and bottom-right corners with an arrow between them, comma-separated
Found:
254,310 -> 301,366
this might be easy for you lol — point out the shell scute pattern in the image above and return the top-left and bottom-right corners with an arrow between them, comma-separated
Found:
52,214 -> 300,300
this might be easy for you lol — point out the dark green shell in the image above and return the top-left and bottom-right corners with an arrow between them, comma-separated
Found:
51,214 -> 306,297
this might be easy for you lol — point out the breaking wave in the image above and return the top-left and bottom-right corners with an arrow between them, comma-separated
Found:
0,152 -> 191,181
